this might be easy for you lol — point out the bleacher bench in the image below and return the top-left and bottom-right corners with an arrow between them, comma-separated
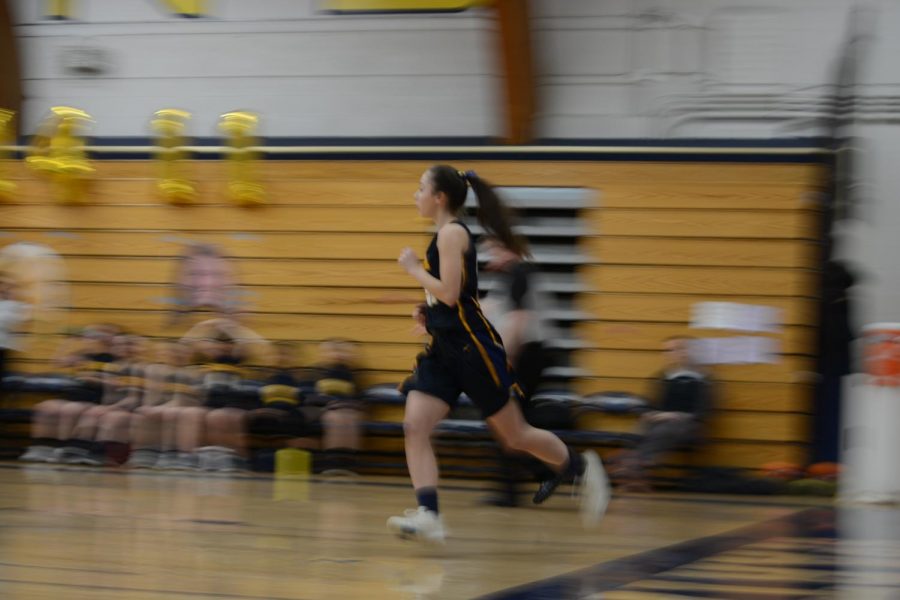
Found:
0,375 -> 648,472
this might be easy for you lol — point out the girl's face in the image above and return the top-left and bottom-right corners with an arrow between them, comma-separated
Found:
184,253 -> 229,307
414,170 -> 442,220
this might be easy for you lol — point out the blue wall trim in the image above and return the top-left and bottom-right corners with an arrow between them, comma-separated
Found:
14,137 -> 829,163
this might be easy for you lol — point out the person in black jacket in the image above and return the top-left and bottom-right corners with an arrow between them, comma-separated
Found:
618,336 -> 713,492
479,235 -> 556,506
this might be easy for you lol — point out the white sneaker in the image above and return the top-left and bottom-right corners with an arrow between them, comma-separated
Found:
579,450 -> 611,528
196,446 -> 229,471
126,449 -> 159,469
61,447 -> 104,466
49,447 -> 69,463
387,507 -> 446,545
216,453 -> 247,473
171,452 -> 199,471
19,446 -> 55,463
153,451 -> 179,470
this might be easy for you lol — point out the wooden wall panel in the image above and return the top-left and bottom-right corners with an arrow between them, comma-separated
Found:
2,158 -> 823,470
589,209 -> 817,239
578,321 -> 814,356
582,265 -> 816,297
585,237 -> 817,268
0,230 -> 431,260
576,293 -> 817,326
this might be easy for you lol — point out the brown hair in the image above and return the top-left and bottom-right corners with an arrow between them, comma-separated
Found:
428,165 -> 528,257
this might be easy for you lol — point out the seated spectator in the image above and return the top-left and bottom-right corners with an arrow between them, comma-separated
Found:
158,340 -> 206,469
128,339 -> 203,469
616,336 -> 714,492
94,334 -> 149,464
19,324 -> 118,462
478,235 -> 557,506
58,333 -> 147,465
479,236 -> 554,401
314,338 -> 364,474
247,341 -> 310,442
183,318 -> 270,471
0,274 -> 29,387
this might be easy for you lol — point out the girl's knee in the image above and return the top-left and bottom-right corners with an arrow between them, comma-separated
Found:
403,417 -> 432,439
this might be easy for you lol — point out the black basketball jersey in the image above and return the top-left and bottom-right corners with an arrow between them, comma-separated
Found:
423,220 -> 481,332
421,221 -> 509,386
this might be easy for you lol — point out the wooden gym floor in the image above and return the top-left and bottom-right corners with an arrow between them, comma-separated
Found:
0,464 -> 898,599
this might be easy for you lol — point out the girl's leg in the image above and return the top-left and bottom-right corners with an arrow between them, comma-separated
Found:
203,407 -> 247,471
170,407 -> 206,469
205,408 -> 247,455
486,399 -> 568,470
31,399 -> 66,441
69,405 -> 110,442
402,391 -> 450,492
57,401 -> 93,441
322,407 -> 362,452
97,409 -> 133,465
387,391 -> 449,544
488,398 -> 609,524
321,406 -> 363,472
20,400 -> 67,461
130,406 -> 162,451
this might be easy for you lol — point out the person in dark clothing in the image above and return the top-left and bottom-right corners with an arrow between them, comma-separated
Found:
617,336 -> 713,492
20,324 -> 119,463
387,166 -> 608,544
247,341 -> 309,441
183,318 -> 272,471
314,338 -> 363,473
479,236 -> 553,401
813,259 -> 858,462
479,235 -> 555,506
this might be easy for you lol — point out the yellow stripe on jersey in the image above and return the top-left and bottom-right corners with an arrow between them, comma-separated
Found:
461,253 -> 467,289
261,384 -> 300,405
316,378 -> 356,397
167,382 -> 196,395
458,303 -> 500,387
202,363 -> 244,376
473,300 -> 502,347
116,375 -> 144,388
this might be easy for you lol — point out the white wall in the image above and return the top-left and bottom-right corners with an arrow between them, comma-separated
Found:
531,0 -> 856,138
9,0 -> 501,138
534,0 -> 900,325
11,0 -> 900,323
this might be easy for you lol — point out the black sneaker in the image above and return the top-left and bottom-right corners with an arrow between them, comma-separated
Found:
532,476 -> 562,504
